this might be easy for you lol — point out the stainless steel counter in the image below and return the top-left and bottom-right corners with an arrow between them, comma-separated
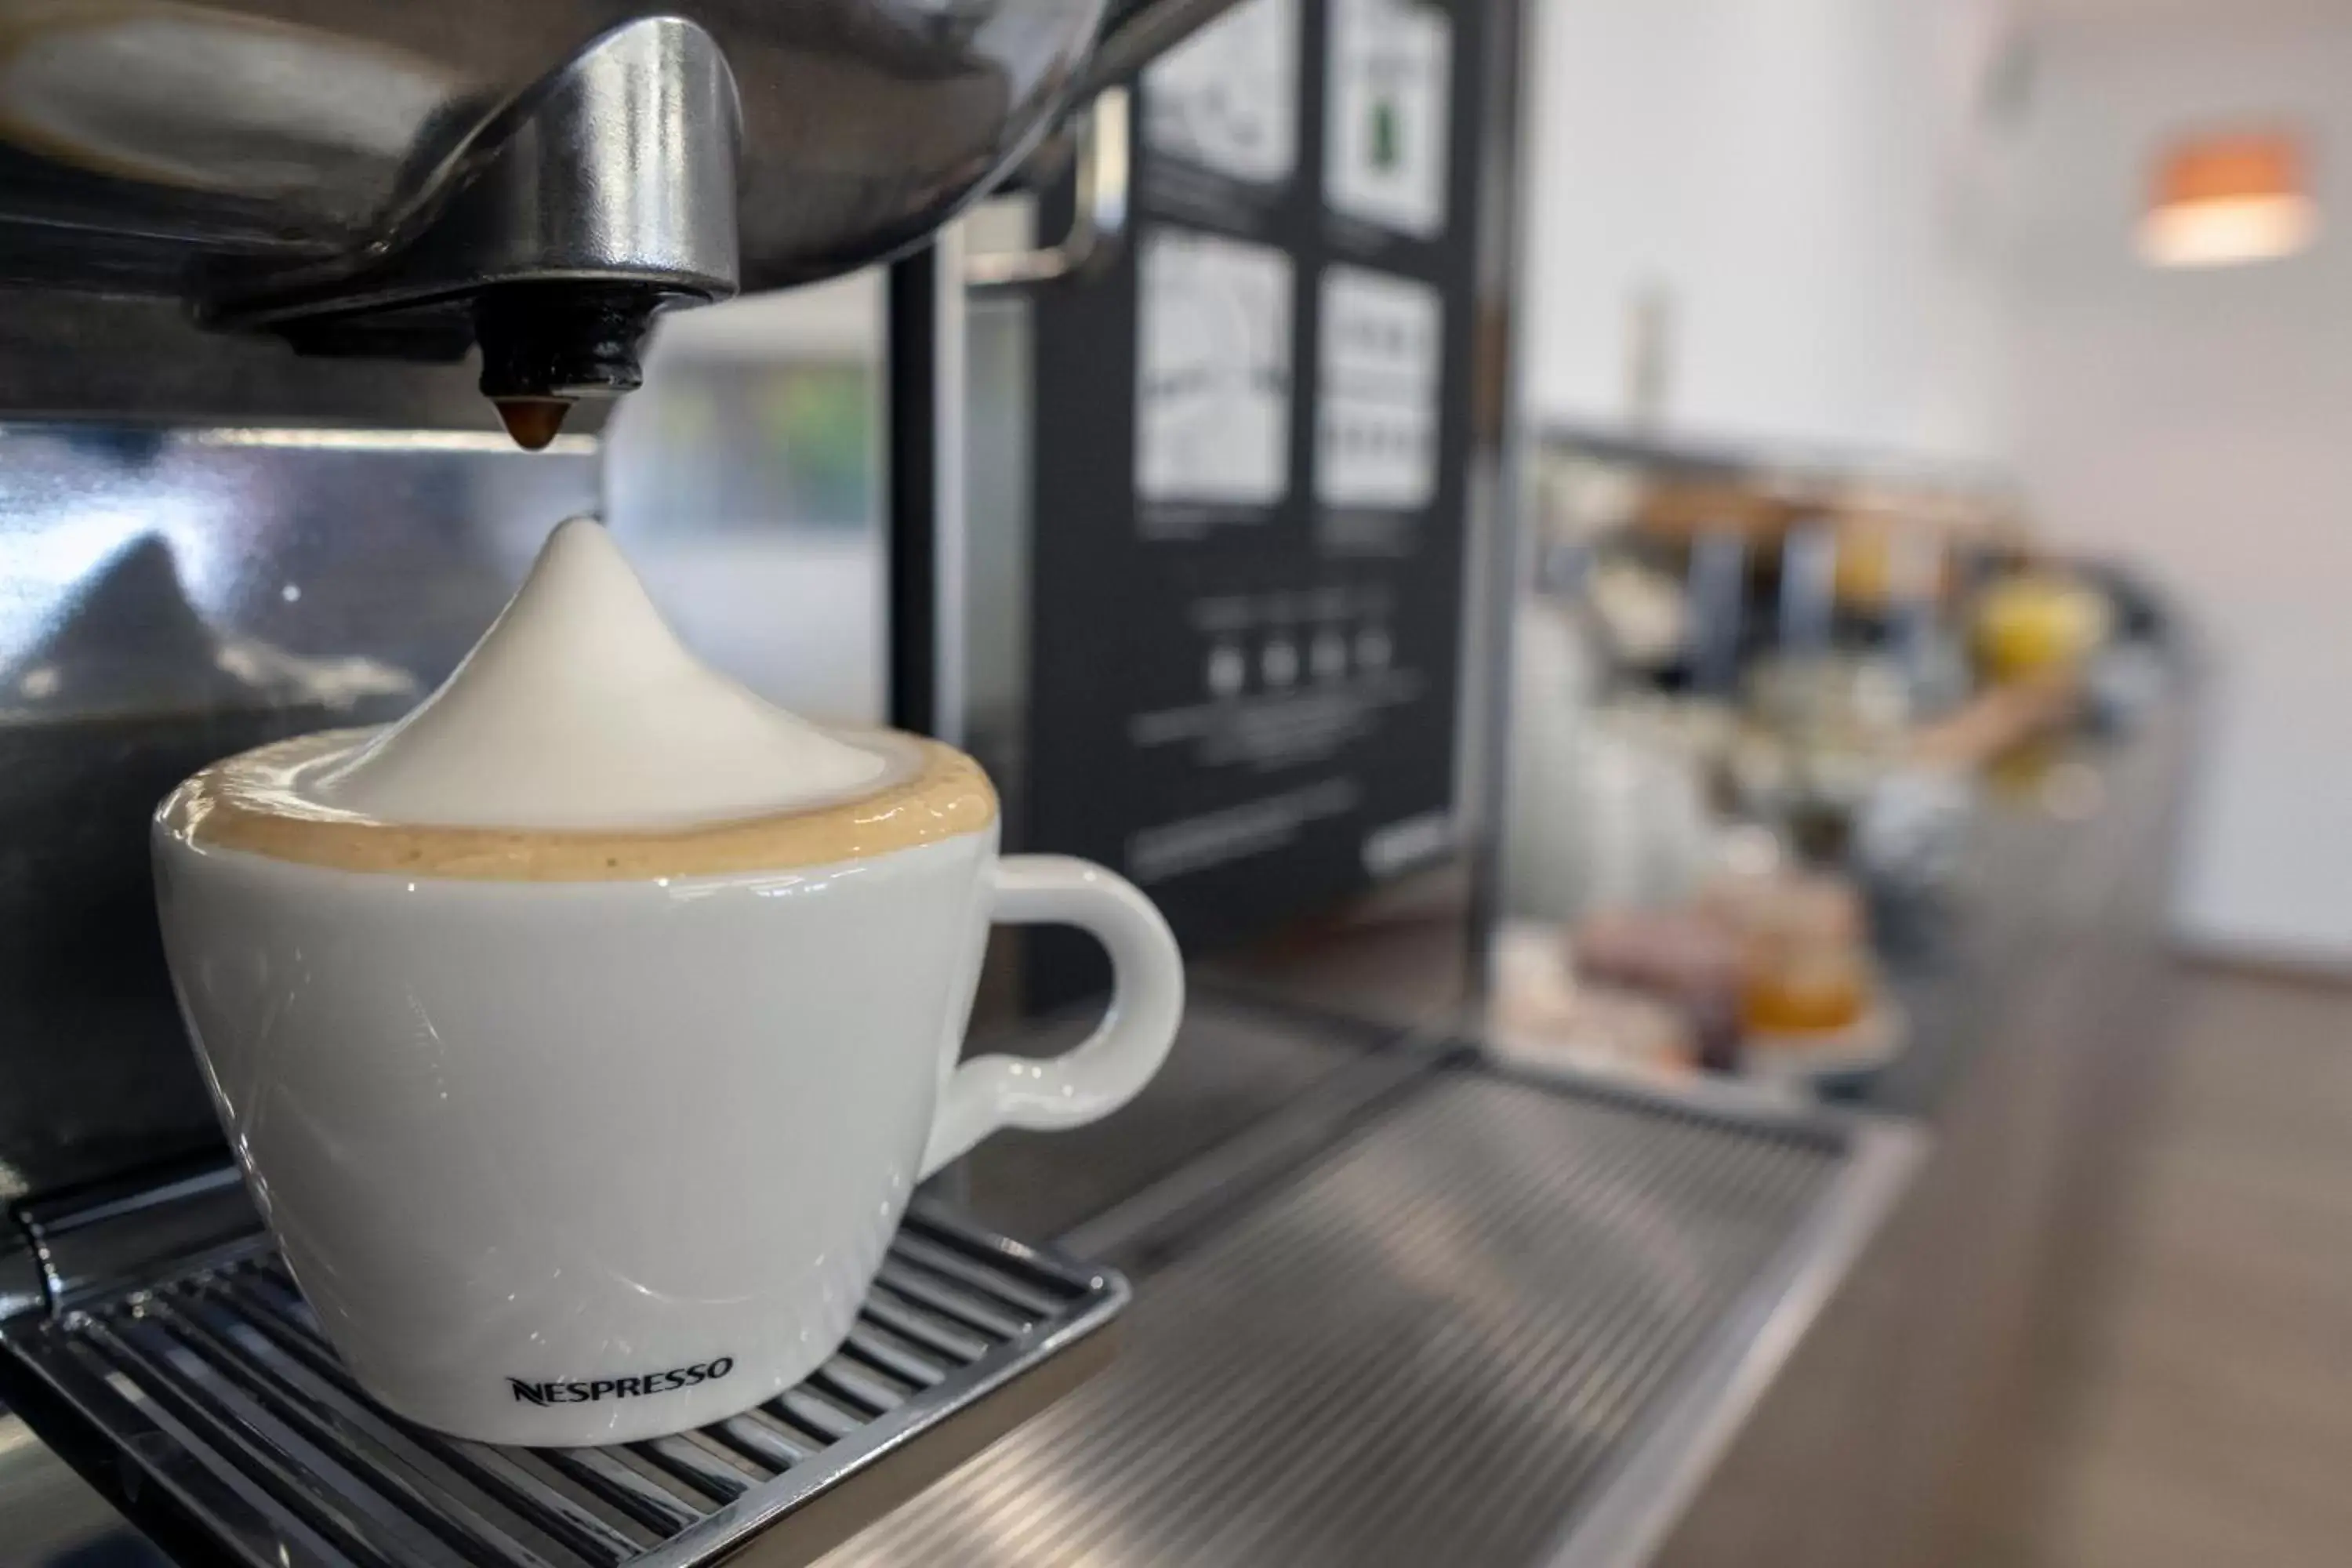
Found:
825,1064 -> 1916,1568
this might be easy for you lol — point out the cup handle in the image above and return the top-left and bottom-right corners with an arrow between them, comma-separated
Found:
919,855 -> 1185,1178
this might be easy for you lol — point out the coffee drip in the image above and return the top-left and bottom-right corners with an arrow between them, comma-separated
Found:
493,399 -> 573,452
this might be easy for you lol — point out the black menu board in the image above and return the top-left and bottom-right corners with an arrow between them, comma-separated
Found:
1024,0 -> 1488,967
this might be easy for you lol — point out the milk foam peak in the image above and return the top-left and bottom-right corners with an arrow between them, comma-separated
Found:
289,518 -> 890,829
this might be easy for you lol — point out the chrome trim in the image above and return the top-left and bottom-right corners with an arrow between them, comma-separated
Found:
966,90 -> 1133,292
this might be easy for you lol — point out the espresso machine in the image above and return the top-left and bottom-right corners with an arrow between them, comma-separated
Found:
0,3 -> 1248,1563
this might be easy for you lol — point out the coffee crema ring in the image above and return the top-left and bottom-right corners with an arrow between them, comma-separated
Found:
159,728 -> 996,882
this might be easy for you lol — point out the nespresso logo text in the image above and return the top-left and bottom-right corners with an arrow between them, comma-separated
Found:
508,1356 -> 735,1406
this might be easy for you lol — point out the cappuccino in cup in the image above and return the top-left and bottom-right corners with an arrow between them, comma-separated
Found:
154,519 -> 1182,1446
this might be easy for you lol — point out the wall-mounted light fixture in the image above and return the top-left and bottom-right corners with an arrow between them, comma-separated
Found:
2139,130 -> 2316,269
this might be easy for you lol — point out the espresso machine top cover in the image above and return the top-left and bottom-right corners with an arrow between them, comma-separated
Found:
0,0 -> 1224,429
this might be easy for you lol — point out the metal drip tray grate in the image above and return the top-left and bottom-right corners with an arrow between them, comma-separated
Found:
818,1069 -> 1913,1568
0,1203 -> 1125,1567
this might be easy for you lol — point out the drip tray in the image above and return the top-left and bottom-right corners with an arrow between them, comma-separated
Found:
819,1065 -> 1921,1568
0,1202 -> 1125,1567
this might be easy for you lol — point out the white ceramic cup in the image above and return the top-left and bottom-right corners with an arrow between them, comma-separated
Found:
153,756 -> 1181,1446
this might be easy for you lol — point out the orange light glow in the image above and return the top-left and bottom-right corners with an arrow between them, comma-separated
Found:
2138,131 -> 2317,269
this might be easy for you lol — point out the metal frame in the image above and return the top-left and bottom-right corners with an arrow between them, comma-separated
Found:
1461,0 -> 1539,990
965,90 -> 1133,292
885,225 -> 970,744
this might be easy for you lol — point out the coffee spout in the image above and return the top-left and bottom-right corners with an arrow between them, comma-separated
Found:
493,399 -> 573,452
474,281 -> 677,448
216,13 -> 725,456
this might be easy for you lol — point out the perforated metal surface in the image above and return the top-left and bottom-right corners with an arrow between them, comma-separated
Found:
0,1205 -> 1124,1567
819,1073 -> 1850,1568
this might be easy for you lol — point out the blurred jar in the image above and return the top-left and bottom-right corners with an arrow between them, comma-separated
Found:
1972,569 -> 2112,685
1704,870 -> 1874,1037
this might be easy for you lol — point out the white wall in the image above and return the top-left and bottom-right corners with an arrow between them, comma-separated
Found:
1521,0 -> 2009,462
2004,11 -> 2352,962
